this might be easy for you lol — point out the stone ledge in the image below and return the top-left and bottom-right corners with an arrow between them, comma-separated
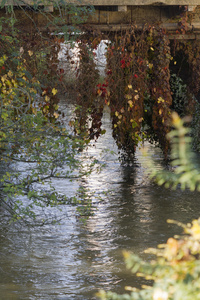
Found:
3,0 -> 200,6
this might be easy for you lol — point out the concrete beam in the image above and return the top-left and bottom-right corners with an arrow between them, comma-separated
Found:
64,1 -> 200,5
89,22 -> 200,32
188,5 -> 197,11
43,5 -> 54,12
118,5 -> 127,12
3,0 -> 200,6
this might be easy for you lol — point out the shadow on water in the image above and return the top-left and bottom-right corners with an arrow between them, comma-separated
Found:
1,101 -> 200,299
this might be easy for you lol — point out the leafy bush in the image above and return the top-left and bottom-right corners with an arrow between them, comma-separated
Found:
146,112 -> 200,191
0,6 -> 97,223
97,218 -> 200,300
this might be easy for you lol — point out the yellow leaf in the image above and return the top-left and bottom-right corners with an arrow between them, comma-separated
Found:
191,220 -> 200,239
28,50 -> 33,56
52,88 -> 58,96
159,109 -> 162,115
125,94 -> 132,100
128,100 -> 133,108
148,63 -> 153,69
153,289 -> 168,300
158,97 -> 164,103
8,70 -> 13,78
165,238 -> 178,257
128,84 -> 132,89
171,112 -> 181,126
1,75 -> 7,83
53,112 -> 59,119
45,95 -> 50,102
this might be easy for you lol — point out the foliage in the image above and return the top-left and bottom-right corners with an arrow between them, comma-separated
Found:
145,112 -> 200,191
65,26 -> 175,157
0,3 -> 99,223
72,38 -> 105,141
105,27 -> 149,155
170,74 -> 188,117
172,40 -> 200,97
100,26 -> 174,157
191,98 -> 200,152
72,24 -> 200,158
52,17 -> 200,159
97,218 -> 200,300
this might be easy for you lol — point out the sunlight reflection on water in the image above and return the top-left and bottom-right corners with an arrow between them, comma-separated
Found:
1,101 -> 200,300
1,41 -> 200,299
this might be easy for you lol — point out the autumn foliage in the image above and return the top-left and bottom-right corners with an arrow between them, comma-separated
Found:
73,24 -> 200,158
98,218 -> 200,300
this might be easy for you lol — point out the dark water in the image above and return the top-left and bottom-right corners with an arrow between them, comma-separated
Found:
1,103 -> 200,300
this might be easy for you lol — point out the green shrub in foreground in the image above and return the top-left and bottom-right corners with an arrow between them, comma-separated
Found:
97,218 -> 200,300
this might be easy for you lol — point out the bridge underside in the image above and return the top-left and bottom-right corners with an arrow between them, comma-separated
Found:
86,5 -> 200,38
1,3 -> 200,39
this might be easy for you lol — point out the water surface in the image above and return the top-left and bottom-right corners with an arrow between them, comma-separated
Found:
0,103 -> 200,300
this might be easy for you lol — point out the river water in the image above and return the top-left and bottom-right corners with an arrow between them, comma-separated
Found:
1,98 -> 200,300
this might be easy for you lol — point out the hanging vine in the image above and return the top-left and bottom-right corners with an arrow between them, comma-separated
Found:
72,39 -> 105,141
106,26 -> 150,155
150,29 -> 172,157
68,22 -> 200,158
104,26 -> 174,157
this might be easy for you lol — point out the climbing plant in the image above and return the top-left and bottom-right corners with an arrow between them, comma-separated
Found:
68,39 -> 103,141
105,27 -> 149,155
56,7 -> 200,158
99,26 -> 174,158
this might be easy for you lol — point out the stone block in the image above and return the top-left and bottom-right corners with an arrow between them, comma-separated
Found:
118,5 -> 127,12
